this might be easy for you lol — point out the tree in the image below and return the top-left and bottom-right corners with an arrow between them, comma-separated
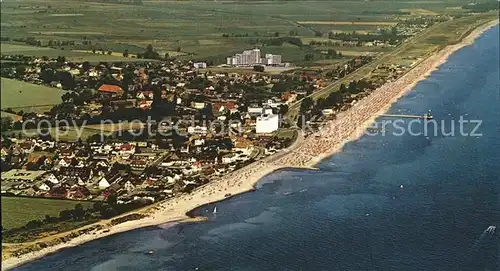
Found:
40,68 -> 57,83
274,32 -> 280,37
300,97 -> 314,113
15,66 -> 26,76
72,204 -> 85,220
164,52 -> 169,59
59,210 -> 73,221
77,63 -> 89,75
25,219 -> 42,229
142,44 -> 160,59
92,201 -> 103,212
58,71 -> 76,90
278,104 -> 289,115
106,193 -> 117,206
253,65 -> 265,72
123,49 -> 129,57
56,56 -> 66,63
1,117 -> 13,131
339,83 -> 347,93
99,206 -> 116,219
304,54 -> 314,61
176,46 -> 181,52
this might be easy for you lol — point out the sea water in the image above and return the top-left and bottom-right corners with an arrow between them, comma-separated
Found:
14,26 -> 499,271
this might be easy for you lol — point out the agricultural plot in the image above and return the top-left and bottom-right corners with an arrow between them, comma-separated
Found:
0,78 -> 64,113
1,43 -> 139,62
296,21 -> 398,26
0,0 -> 473,62
1,197 -> 93,229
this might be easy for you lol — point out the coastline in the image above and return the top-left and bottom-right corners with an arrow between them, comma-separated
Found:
2,19 -> 498,271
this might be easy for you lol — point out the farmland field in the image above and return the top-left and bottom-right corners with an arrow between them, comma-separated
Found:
1,197 -> 93,229
0,0 -> 475,63
0,43 -> 142,62
0,77 -> 64,113
296,21 -> 398,25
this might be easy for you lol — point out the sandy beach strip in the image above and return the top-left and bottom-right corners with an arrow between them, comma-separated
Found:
2,19 -> 498,271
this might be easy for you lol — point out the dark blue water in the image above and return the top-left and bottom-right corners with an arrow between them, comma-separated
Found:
15,26 -> 499,271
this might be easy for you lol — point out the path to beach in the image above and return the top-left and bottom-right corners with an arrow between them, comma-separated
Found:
2,19 -> 498,271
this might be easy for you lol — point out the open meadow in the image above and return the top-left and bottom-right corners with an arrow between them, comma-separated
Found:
1,197 -> 93,230
0,77 -> 64,113
1,43 -> 145,62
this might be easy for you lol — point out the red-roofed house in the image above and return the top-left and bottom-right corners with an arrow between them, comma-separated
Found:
98,84 -> 124,96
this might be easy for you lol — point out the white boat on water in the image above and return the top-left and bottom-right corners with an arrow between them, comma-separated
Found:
213,206 -> 217,214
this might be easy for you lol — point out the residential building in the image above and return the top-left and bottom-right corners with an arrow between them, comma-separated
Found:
193,62 -> 207,69
227,49 -> 261,66
256,114 -> 280,134
264,54 -> 282,65
98,84 -> 124,97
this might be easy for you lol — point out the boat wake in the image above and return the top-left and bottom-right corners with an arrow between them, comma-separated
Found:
471,225 -> 498,251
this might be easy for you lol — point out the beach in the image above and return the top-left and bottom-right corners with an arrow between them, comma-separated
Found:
2,19 -> 498,271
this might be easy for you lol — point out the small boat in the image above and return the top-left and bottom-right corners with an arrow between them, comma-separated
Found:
146,250 -> 154,255
213,206 -> 217,214
400,184 -> 404,189
486,225 -> 496,234
424,110 -> 433,120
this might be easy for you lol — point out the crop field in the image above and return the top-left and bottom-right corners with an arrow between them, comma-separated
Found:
399,8 -> 440,15
1,197 -> 93,229
0,78 -> 64,113
0,0 -> 474,63
1,43 -> 142,62
296,21 -> 399,26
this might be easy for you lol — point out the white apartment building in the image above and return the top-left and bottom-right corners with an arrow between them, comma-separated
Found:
193,62 -> 207,69
227,49 -> 263,66
256,114 -> 280,134
264,54 -> 282,65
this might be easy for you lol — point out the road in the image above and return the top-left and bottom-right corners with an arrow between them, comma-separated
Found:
285,20 -> 448,120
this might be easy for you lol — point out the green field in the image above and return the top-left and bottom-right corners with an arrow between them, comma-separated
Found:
0,0 -> 475,63
0,43 -> 141,62
1,197 -> 93,229
0,77 -> 64,113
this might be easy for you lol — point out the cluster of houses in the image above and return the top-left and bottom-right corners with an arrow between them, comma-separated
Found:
0,57 -> 323,136
0,119 -> 291,203
0,54 -> 329,206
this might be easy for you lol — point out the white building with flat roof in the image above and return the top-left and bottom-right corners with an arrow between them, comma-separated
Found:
193,62 -> 207,69
227,48 -> 263,66
264,54 -> 282,65
256,114 -> 279,134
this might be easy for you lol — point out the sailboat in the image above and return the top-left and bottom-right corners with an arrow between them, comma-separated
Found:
213,206 -> 217,214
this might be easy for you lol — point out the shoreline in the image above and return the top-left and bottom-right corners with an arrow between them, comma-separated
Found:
2,19 -> 498,271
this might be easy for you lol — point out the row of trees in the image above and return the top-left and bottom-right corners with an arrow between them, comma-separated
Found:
222,30 -> 300,38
